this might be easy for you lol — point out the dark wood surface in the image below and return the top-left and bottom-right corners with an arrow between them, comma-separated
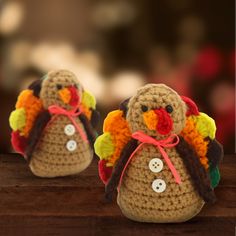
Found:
0,154 -> 235,236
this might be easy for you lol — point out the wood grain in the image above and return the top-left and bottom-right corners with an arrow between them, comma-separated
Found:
0,154 -> 235,236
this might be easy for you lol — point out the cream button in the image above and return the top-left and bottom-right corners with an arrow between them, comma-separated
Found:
149,158 -> 163,173
64,124 -> 76,136
66,140 -> 77,152
152,179 -> 166,193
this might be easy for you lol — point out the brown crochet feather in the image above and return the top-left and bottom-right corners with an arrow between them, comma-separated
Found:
90,109 -> 100,128
176,136 -> 216,203
105,138 -> 138,201
206,138 -> 224,168
79,113 -> 97,148
119,98 -> 130,118
25,110 -> 51,162
28,79 -> 42,98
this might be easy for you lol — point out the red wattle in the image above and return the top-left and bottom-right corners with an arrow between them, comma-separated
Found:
68,86 -> 80,107
154,108 -> 173,135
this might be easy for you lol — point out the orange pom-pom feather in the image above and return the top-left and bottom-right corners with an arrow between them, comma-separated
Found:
16,90 -> 43,138
181,117 -> 209,169
103,110 -> 131,166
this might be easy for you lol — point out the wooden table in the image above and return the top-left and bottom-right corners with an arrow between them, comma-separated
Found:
0,154 -> 235,236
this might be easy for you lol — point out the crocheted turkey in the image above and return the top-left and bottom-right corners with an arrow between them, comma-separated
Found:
95,84 -> 223,223
9,69 -> 99,177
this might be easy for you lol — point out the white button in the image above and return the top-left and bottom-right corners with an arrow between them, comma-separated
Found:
64,124 -> 76,136
66,140 -> 77,152
152,179 -> 166,193
149,158 -> 163,173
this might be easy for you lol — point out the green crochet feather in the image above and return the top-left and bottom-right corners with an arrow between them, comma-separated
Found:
209,165 -> 220,188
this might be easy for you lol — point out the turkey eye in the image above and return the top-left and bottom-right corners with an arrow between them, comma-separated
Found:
141,105 -> 148,112
165,105 -> 173,113
56,84 -> 62,90
75,84 -> 79,89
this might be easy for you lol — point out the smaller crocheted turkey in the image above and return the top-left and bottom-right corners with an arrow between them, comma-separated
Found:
9,69 -> 99,177
95,84 -> 223,223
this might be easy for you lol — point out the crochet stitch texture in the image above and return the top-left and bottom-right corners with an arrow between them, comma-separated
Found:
95,83 -> 223,223
10,69 -> 98,178
119,84 -> 203,222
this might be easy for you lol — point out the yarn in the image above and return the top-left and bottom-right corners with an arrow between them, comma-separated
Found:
82,90 -> 96,110
11,131 -> 28,155
118,132 -> 181,190
9,108 -> 26,132
48,105 -> 88,142
10,69 -> 97,178
102,110 -> 131,167
126,84 -> 187,139
209,166 -> 220,188
143,110 -> 158,130
26,110 -> 51,161
58,87 -> 71,104
206,139 -> 223,168
40,70 -> 82,110
94,132 -> 115,160
181,96 -> 199,116
15,89 -> 43,137
28,79 -> 42,98
192,112 -> 216,140
176,136 -> 215,203
28,113 -> 93,177
78,113 -> 97,148
105,138 -> 138,201
80,90 -> 96,120
181,117 -> 209,169
80,104 -> 92,120
119,98 -> 130,117
155,108 -> 173,135
96,83 -> 222,223
68,86 -> 80,107
90,109 -> 100,128
98,159 -> 113,184
117,138 -> 204,222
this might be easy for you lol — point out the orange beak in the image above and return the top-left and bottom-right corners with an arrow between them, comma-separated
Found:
58,88 -> 71,104
143,108 -> 173,134
143,110 -> 158,130
58,86 -> 80,107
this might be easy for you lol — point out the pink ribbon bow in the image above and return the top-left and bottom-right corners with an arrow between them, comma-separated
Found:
118,131 -> 181,191
48,105 -> 88,142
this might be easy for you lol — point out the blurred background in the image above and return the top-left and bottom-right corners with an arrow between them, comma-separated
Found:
0,0 -> 235,153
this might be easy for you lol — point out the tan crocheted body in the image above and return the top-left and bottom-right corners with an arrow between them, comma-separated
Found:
117,144 -> 204,223
29,115 -> 93,178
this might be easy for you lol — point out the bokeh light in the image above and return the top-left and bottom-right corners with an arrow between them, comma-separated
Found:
0,0 -> 235,153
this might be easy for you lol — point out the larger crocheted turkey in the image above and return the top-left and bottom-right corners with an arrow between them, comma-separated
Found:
10,70 -> 99,177
95,84 -> 223,223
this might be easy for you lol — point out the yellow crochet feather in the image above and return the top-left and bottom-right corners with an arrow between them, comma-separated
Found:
9,108 -> 26,132
94,132 -> 115,160
82,90 -> 96,110
192,112 -> 216,139
181,112 -> 217,170
95,109 -> 132,167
